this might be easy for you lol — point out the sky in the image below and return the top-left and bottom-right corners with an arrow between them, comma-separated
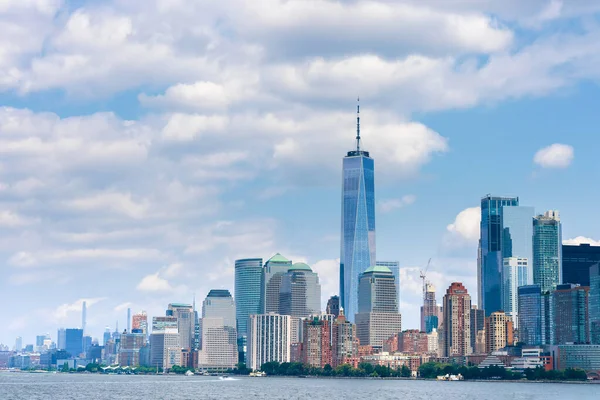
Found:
2,0 -> 600,347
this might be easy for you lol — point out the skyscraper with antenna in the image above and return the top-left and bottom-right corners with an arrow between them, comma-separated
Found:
340,99 -> 376,323
82,301 -> 87,334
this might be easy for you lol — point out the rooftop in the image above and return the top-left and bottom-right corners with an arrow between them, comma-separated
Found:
289,262 -> 312,271
267,253 -> 290,263
207,289 -> 232,298
364,265 -> 392,274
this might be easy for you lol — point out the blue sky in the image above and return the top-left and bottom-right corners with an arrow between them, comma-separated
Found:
1,0 -> 600,346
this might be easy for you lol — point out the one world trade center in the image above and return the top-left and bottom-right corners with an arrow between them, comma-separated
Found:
340,101 -> 376,322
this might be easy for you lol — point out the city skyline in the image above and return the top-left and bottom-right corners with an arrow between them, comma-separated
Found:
5,0 -> 600,347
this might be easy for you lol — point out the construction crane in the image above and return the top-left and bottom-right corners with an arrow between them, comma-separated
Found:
419,258 -> 432,301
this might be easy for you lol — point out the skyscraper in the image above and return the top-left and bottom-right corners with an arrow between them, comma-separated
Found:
551,283 -> 589,345
518,285 -> 542,346
82,301 -> 87,335
150,321 -> 181,371
57,328 -> 67,350
132,311 -> 148,336
502,257 -> 529,328
563,244 -> 600,287
479,195 -> 519,316
167,303 -> 194,350
355,265 -> 401,348
590,263 -> 600,344
14,337 -> 22,352
421,283 -> 440,333
234,258 -> 263,362
199,290 -> 238,370
442,282 -> 472,357
470,305 -> 485,353
279,262 -> 321,318
65,328 -> 83,357
326,295 -> 340,317
263,254 -> 293,313
340,102 -> 376,323
533,211 -> 562,293
501,206 -> 534,281
376,261 -> 400,308
247,313 -> 291,371
485,311 -> 513,353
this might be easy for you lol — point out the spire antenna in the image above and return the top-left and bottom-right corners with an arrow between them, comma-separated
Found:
356,97 -> 361,152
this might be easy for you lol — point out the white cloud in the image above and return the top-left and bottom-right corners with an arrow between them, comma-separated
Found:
136,273 -> 173,293
67,192 -> 150,219
447,207 -> 481,243
534,143 -> 574,168
0,210 -> 37,227
114,302 -> 133,312
563,236 -> 600,246
54,297 -> 106,321
311,258 -> 339,309
379,195 -> 416,213
8,251 -> 37,267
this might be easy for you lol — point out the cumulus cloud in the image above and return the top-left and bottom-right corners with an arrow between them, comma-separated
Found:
563,236 -> 600,246
447,207 -> 481,243
54,297 -> 106,321
534,143 -> 574,168
378,195 -> 417,213
136,273 -> 173,293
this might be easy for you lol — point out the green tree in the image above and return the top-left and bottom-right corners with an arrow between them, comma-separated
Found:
400,365 -> 411,378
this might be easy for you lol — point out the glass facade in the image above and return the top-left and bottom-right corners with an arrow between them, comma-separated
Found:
562,244 -> 600,287
533,211 -> 562,293
551,284 -> 589,345
517,285 -> 542,346
502,257 -> 529,328
341,151 -> 375,322
279,263 -> 321,318
376,261 -> 400,308
501,206 -> 534,282
263,254 -> 293,314
480,195 -> 519,316
590,264 -> 600,344
234,258 -> 263,343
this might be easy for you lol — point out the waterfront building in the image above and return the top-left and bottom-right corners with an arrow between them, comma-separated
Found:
235,257 -> 263,362
398,330 -> 428,354
167,303 -> 194,350
247,313 -> 291,371
485,311 -> 513,354
263,253 -> 293,313
331,310 -> 358,367
551,283 -> 589,345
57,328 -> 66,350
470,305 -> 485,354
119,330 -> 146,367
340,103 -> 376,323
65,329 -> 83,358
479,195 -> 519,316
376,261 -> 400,307
562,243 -> 600,287
149,330 -> 181,371
132,311 -> 148,336
355,265 -> 401,348
326,295 -> 340,317
360,352 -> 422,372
279,262 -> 321,318
202,290 -> 236,330
502,257 -> 529,328
518,285 -> 542,346
591,263 -> 600,344
302,317 -> 332,368
442,282 -> 472,357
421,283 -> 440,333
533,211 -> 562,293
199,290 -> 238,370
427,329 -> 438,355
556,344 -> 600,371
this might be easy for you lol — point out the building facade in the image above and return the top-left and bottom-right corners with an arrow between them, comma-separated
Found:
247,313 -> 291,371
302,317 -> 333,368
442,282 -> 472,357
149,331 -> 181,371
131,311 -> 148,336
118,330 -> 146,367
552,283 -> 589,345
591,263 -> 600,344
533,211 -> 562,293
65,329 -> 83,358
398,330 -> 428,354
485,311 -> 513,354
234,258 -> 263,363
263,253 -> 293,314
326,295 -> 340,317
421,283 -> 440,333
167,303 -> 194,350
376,261 -> 400,308
340,107 -> 376,323
562,244 -> 600,287
279,263 -> 321,318
518,285 -> 542,346
502,257 -> 529,329
470,305 -> 485,354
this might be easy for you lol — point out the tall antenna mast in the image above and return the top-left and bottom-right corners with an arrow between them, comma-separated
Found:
356,97 -> 361,152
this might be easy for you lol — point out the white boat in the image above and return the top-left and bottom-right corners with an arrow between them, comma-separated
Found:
185,370 -> 194,376
249,371 -> 266,377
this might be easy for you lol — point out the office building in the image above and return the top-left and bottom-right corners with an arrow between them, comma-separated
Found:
376,261 -> 400,307
485,311 -> 513,353
556,344 -> 600,371
65,329 -> 83,357
102,327 -> 110,347
533,211 -> 562,293
331,310 -> 358,366
263,253 -> 293,313
235,257 -> 263,362
562,243 -> 600,287
14,337 -> 22,352
150,330 -> 181,371
82,301 -> 87,335
479,195 -> 519,316
119,330 -> 146,367
518,285 -> 542,346
501,206 -> 534,282
355,266 -> 402,347
132,311 -> 148,336
167,303 -> 194,350
302,317 -> 333,368
398,330 -> 428,354
279,262 -> 321,318
552,283 -> 589,345
340,104 -> 376,323
326,295 -> 340,317
502,257 -> 529,328
470,305 -> 485,353
152,316 -> 178,332
57,328 -> 66,350
247,313 -> 291,371
427,329 -> 439,355
591,263 -> 600,344
421,283 -> 441,333
198,317 -> 237,370
442,282 -> 472,357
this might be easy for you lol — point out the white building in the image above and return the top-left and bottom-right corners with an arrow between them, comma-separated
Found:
247,313 -> 291,371
427,329 -> 438,355
502,257 -> 529,329
198,317 -> 237,370
149,330 -> 181,371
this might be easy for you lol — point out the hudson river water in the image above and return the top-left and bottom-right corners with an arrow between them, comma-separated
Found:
0,373 -> 597,399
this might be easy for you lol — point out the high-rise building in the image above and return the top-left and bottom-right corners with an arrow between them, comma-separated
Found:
57,328 -> 67,350
167,303 -> 194,350
398,330 -> 429,354
376,261 -> 400,307
81,301 -> 87,335
551,283 -> 589,345
235,257 -> 263,362
132,311 -> 148,336
427,329 -> 439,355
563,244 -> 600,287
421,283 -> 440,333
485,311 -> 513,354
442,282 -> 472,357
127,308 -> 131,333
591,263 -> 600,344
202,289 -> 237,350
247,313 -> 291,371
340,103 -> 376,323
302,317 -> 333,368
501,206 -> 534,282
502,257 -> 529,329
199,290 -> 238,370
326,295 -> 340,317
101,327 -> 110,347
479,195 -> 519,316
518,285 -> 542,346
152,316 -> 178,332
263,254 -> 293,313
470,305 -> 485,353
119,330 -> 146,367
65,328 -> 83,357
355,266 -> 401,348
150,330 -> 181,371
533,211 -> 562,293
279,263 -> 321,318
14,337 -> 22,352
331,310 -> 358,367
83,336 -> 92,354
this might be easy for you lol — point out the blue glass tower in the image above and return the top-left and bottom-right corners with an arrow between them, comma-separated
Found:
340,101 -> 376,323
533,211 -> 562,293
234,258 -> 263,363
479,195 -> 519,316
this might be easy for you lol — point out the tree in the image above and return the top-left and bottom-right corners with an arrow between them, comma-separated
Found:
61,362 -> 70,373
400,365 -> 411,378
418,362 -> 440,379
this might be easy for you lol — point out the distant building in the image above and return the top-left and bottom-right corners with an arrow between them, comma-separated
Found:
132,311 -> 148,336
247,313 -> 291,371
427,329 -> 439,355
502,257 -> 529,329
65,329 -> 83,358
199,290 -> 237,370
102,327 -> 111,347
551,283 -> 589,345
234,257 -> 263,363
555,344 -> 600,371
442,282 -> 472,357
562,243 -> 600,287
152,316 -> 178,332
376,261 -> 400,307
533,211 -> 562,293
326,295 -> 340,318
302,317 -> 332,368
263,253 -> 293,313
279,262 -> 321,318
119,330 -> 146,367
150,330 -> 181,371
485,311 -> 513,354
14,337 -> 22,352
591,263 -> 600,344
470,305 -> 485,353
421,283 -> 441,333
398,330 -> 428,354
332,310 -> 358,367
518,285 -> 542,346
167,303 -> 194,350
57,328 -> 66,350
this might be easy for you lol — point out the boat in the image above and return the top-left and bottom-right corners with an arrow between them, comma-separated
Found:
185,370 -> 194,376
249,371 -> 266,377
436,374 -> 464,381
